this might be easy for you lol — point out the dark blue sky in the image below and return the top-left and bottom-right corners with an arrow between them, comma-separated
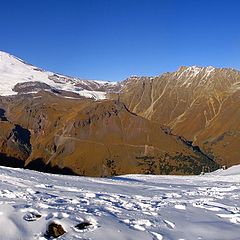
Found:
0,0 -> 239,81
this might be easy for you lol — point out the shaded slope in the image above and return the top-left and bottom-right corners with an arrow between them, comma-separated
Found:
0,92 -> 218,176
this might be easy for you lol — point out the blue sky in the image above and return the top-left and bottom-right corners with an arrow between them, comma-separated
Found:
0,0 -> 239,81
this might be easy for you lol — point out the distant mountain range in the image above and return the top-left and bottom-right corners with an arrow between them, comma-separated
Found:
1,51 -> 239,176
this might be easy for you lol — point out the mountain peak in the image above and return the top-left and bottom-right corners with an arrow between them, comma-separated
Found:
0,51 -> 21,62
177,65 -> 215,73
0,51 -> 118,99
0,50 -> 10,56
174,66 -> 217,80
0,51 -> 15,61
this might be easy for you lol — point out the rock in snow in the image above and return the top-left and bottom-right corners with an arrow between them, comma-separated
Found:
45,221 -> 66,238
0,165 -> 239,239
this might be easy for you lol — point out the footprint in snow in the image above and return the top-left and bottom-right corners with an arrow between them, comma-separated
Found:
46,212 -> 69,220
151,231 -> 163,240
35,184 -> 54,189
217,213 -> 240,224
73,217 -> 98,232
175,204 -> 186,210
163,219 -> 175,229
133,224 -> 145,231
130,219 -> 152,232
23,210 -> 42,222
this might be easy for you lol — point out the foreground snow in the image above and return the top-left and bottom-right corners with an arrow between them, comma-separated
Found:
0,166 -> 239,239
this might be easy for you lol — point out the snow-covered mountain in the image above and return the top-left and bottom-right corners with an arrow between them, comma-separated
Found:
0,51 -> 119,99
0,165 -> 239,239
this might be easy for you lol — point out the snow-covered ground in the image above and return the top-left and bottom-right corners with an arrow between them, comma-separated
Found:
0,166 -> 239,240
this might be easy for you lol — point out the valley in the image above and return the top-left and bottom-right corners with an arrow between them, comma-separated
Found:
1,51 -> 240,176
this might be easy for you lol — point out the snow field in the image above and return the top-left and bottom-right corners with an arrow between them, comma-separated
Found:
0,166 -> 239,239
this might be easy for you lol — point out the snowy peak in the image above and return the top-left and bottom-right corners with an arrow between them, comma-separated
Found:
0,50 -> 35,70
176,65 -> 240,79
177,65 -> 216,77
0,51 -> 53,96
171,65 -> 240,89
0,51 -> 118,99
0,50 -> 15,60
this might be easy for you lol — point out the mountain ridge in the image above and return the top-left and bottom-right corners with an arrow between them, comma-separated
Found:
2,50 -> 239,175
111,65 -> 240,167
0,50 -> 119,99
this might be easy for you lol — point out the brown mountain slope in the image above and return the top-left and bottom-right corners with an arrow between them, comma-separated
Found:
110,66 -> 240,167
0,91 -> 217,176
0,120 -> 31,167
